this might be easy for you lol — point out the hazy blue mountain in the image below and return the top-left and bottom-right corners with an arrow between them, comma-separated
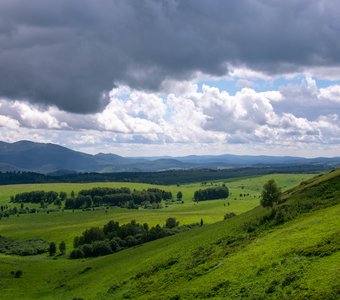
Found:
0,140 -> 339,174
144,154 -> 340,166
0,141 -> 101,173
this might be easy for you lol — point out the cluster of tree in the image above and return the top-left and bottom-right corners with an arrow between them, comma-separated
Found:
70,218 -> 195,259
194,186 -> 229,201
65,187 -> 172,210
10,190 -> 66,206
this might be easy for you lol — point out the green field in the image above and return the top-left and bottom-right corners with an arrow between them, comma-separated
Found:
0,174 -> 314,249
1,172 -> 339,299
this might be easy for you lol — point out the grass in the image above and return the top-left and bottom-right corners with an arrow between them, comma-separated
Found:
1,172 -> 336,299
0,174 -> 314,250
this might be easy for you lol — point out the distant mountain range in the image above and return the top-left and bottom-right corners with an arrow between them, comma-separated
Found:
0,140 -> 339,174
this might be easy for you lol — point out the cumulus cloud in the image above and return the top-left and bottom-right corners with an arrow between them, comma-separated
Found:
275,77 -> 340,120
0,1 -> 340,112
0,100 -> 67,129
0,75 -> 339,156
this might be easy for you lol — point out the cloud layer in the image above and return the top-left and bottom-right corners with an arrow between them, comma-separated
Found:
1,76 -> 339,156
1,0 -> 340,112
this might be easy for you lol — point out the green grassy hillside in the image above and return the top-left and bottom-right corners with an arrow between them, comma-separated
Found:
0,171 -> 339,299
0,174 -> 313,251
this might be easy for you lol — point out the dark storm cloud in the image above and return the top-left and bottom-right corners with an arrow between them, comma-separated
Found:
0,0 -> 340,113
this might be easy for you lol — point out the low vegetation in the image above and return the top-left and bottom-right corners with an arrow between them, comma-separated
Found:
0,235 -> 49,255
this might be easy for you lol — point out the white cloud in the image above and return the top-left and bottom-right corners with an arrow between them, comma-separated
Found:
0,100 -> 67,129
0,115 -> 20,129
319,85 -> 340,103
229,67 -> 271,81
0,76 -> 339,157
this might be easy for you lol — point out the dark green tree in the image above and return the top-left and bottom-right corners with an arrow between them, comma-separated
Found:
59,192 -> 67,201
59,241 -> 66,255
49,242 -> 57,256
176,191 -> 183,201
165,217 -> 178,228
260,179 -> 281,208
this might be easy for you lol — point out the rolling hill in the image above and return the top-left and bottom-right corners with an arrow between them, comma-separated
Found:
0,140 -> 340,174
0,169 -> 339,299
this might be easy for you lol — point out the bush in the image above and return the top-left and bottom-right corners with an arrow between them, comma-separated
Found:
165,217 -> 179,228
59,241 -> 66,254
70,248 -> 84,259
48,242 -> 56,256
224,212 -> 236,220
110,238 -> 121,252
91,240 -> 112,257
14,270 -> 23,278
81,243 -> 93,257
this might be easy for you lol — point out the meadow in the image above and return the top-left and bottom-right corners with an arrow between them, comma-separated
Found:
0,174 -> 314,249
0,170 -> 338,299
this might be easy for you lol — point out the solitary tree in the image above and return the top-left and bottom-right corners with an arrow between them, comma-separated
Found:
200,218 -> 204,226
59,241 -> 66,255
260,179 -> 281,208
49,242 -> 57,256
176,191 -> 183,201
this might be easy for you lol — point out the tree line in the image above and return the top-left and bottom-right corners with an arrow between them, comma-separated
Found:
11,190 -> 66,205
65,187 -> 172,209
10,187 -> 173,210
0,165 -> 324,185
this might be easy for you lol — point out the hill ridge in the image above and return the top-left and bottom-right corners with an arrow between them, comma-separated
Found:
1,140 -> 340,173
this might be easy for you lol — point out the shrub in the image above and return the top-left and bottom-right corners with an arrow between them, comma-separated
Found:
14,270 -> 23,278
165,217 -> 179,228
91,240 -> 112,257
224,212 -> 236,220
48,242 -> 56,256
59,241 -> 66,254
70,248 -> 84,259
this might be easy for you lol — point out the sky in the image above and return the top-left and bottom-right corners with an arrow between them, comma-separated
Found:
0,0 -> 340,157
